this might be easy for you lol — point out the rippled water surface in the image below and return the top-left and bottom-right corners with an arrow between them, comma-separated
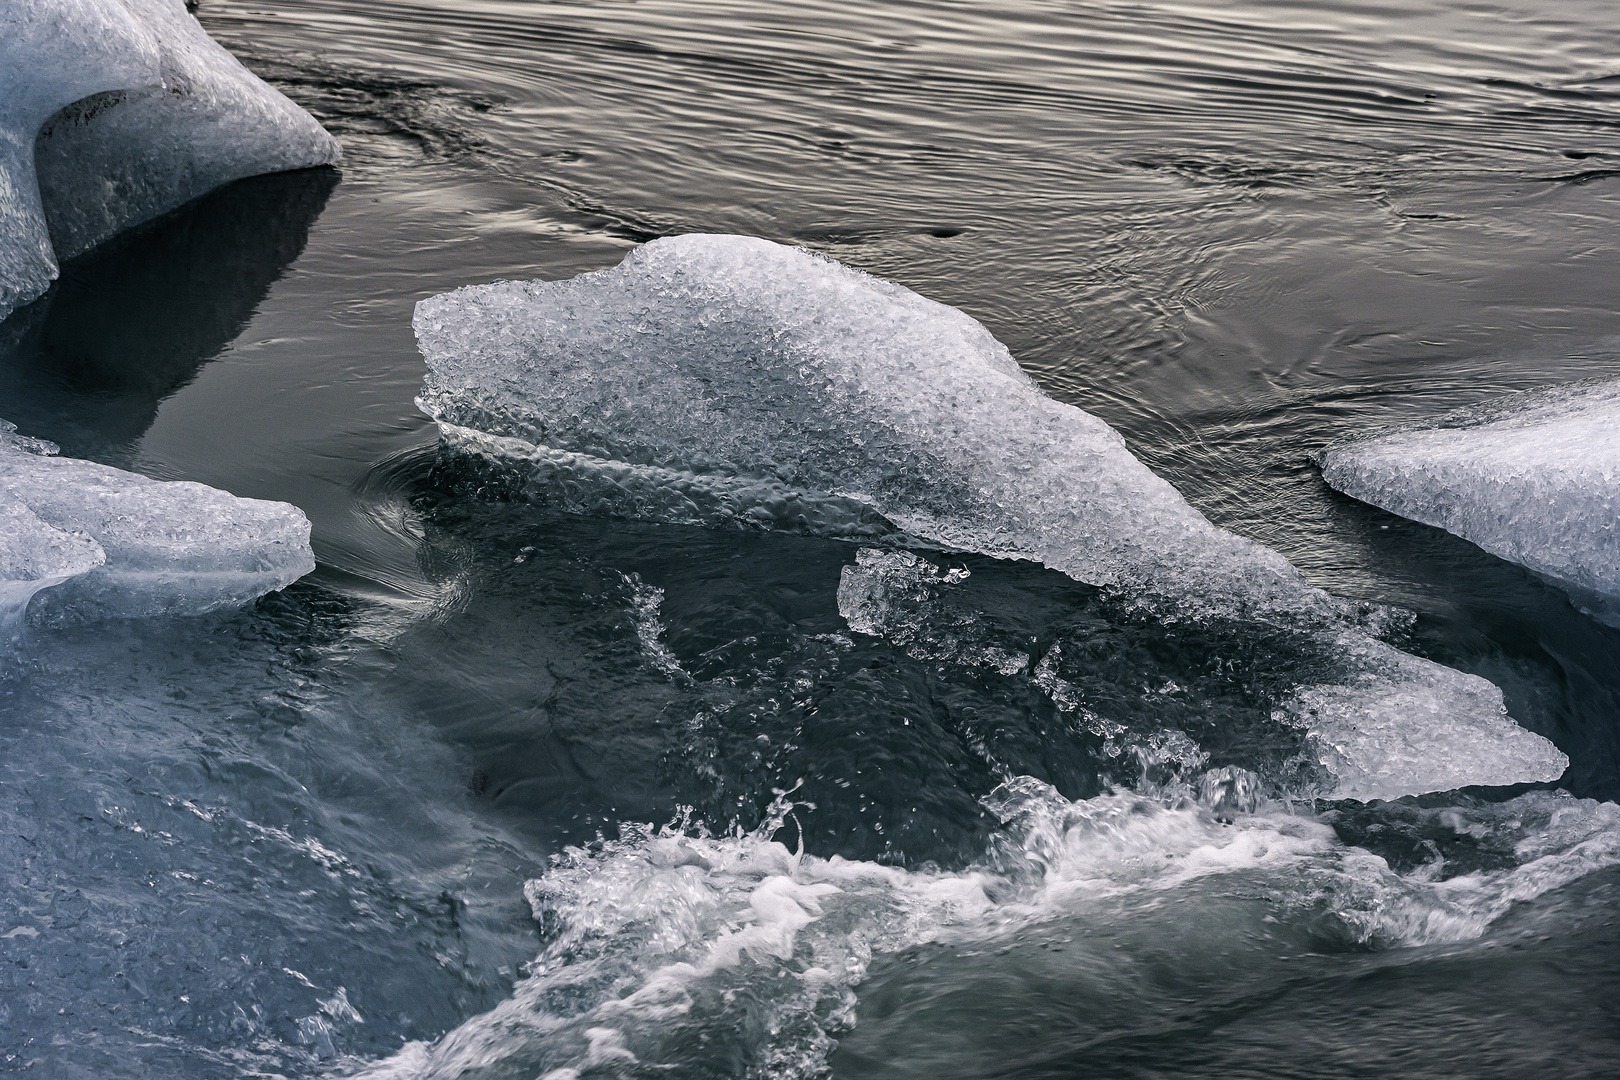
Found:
4,1 -> 1620,1076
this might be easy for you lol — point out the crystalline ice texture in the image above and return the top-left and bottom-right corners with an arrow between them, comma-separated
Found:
1318,379 -> 1620,626
0,0 -> 340,322
1280,634 -> 1567,802
412,234 -> 1569,799
1,419 -> 315,629
416,236 -> 1327,617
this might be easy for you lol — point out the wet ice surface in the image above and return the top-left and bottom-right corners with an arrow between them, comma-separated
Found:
1,418 -> 314,629
1319,378 -> 1620,626
0,0 -> 338,321
414,236 -> 1566,800
5,0 -> 1620,1076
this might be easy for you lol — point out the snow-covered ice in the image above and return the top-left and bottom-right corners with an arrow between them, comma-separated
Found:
0,0 -> 340,322
1317,378 -> 1620,626
1,419 -> 315,630
411,234 -> 1570,800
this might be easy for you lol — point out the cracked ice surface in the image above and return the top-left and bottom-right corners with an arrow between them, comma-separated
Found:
412,235 -> 1569,799
0,0 -> 340,322
1318,378 -> 1620,627
1,420 -> 314,631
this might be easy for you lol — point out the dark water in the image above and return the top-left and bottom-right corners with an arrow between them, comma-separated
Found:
3,1 -> 1620,1076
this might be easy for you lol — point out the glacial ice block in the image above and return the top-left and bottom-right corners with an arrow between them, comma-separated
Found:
416,236 -> 1326,618
0,0 -> 340,322
1317,379 -> 1620,626
1,420 -> 315,628
412,234 -> 1568,799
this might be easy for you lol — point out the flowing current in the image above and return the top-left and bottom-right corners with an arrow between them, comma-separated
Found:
4,2 -> 1620,1078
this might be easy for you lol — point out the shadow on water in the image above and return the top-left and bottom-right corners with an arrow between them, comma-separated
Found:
0,165 -> 337,460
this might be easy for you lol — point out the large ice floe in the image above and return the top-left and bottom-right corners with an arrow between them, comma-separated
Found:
413,234 -> 1568,801
0,0 -> 340,322
0,419 -> 314,631
1317,378 -> 1620,627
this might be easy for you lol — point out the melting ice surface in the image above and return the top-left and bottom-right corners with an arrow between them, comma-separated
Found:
1318,378 -> 1620,627
0,419 -> 314,629
413,234 -> 1566,802
0,0 -> 340,322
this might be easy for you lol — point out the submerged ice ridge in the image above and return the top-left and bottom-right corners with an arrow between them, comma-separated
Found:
0,0 -> 340,322
413,234 -> 1567,799
1318,378 -> 1620,626
1,419 -> 314,630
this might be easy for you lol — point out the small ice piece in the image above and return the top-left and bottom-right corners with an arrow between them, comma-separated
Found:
1283,635 -> 1569,802
1,419 -> 314,627
1317,379 -> 1620,625
412,235 -> 1569,798
0,0 -> 340,322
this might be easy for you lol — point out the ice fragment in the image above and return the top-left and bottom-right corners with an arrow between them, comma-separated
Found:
1317,378 -> 1620,626
413,234 -> 1568,799
0,0 -> 340,322
1,417 -> 315,629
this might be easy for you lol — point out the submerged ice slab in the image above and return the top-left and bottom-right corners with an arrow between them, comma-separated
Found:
1318,379 -> 1620,625
1,420 -> 314,628
0,0 -> 340,322
413,235 -> 1569,799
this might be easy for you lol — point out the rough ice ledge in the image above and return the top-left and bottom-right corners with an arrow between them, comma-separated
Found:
1,420 -> 315,631
0,0 -> 341,323
412,234 -> 1568,799
1317,378 -> 1620,627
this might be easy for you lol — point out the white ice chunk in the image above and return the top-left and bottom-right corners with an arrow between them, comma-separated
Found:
1318,378 -> 1620,625
1,419 -> 314,628
1281,635 -> 1569,802
0,0 -> 340,322
412,234 -> 1568,799
416,236 -> 1332,617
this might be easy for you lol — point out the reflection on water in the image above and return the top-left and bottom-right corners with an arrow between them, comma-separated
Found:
0,166 -> 336,459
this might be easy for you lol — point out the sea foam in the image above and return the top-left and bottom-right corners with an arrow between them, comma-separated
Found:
359,782 -> 1620,1080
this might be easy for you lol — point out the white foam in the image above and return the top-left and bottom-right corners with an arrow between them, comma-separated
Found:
413,236 -> 1568,800
1318,378 -> 1620,625
1,0 -> 340,322
358,782 -> 1620,1079
1,418 -> 315,627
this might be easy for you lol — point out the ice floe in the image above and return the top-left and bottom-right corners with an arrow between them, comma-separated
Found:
0,0 -> 340,322
415,235 -> 1321,619
1317,378 -> 1620,626
413,235 -> 1569,800
1,419 -> 314,629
